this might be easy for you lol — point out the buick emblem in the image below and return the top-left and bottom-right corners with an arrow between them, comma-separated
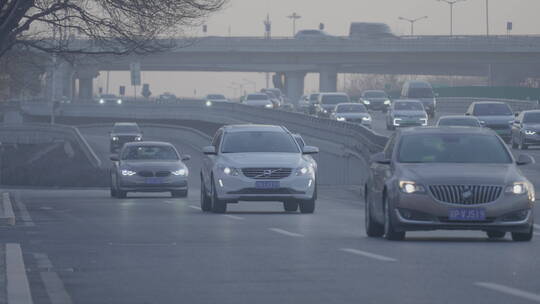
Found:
462,187 -> 473,202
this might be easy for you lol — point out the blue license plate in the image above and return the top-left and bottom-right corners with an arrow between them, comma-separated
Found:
255,181 -> 280,189
449,208 -> 486,221
146,177 -> 164,184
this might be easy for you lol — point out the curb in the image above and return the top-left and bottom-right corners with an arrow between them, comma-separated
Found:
0,192 -> 15,226
6,243 -> 33,304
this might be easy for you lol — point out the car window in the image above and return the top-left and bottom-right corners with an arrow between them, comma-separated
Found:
113,125 -> 140,133
407,88 -> 433,98
363,91 -> 387,98
473,103 -> 512,116
246,94 -> 268,100
221,131 -> 300,153
121,145 -> 179,160
394,102 -> 424,111
398,134 -> 511,164
523,112 -> 540,123
309,94 -> 320,102
321,95 -> 349,105
336,104 -> 367,113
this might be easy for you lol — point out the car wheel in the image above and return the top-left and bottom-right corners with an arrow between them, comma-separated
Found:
283,201 -> 299,212
299,198 -> 315,214
365,188 -> 384,237
486,231 -> 506,239
511,226 -> 533,242
210,178 -> 227,214
171,190 -> 188,198
511,136 -> 518,149
519,136 -> 528,150
200,177 -> 212,212
383,195 -> 405,241
117,190 -> 127,199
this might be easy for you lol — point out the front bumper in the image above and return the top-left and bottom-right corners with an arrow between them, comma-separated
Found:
215,173 -> 315,202
391,192 -> 534,233
118,175 -> 188,192
523,133 -> 540,145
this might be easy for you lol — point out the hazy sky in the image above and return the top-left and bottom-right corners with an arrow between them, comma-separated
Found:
97,0 -> 540,98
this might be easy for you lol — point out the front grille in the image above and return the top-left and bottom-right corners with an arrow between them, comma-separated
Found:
228,188 -> 304,195
137,171 -> 154,177
118,136 -> 137,143
155,171 -> 171,177
429,185 -> 503,205
242,168 -> 292,179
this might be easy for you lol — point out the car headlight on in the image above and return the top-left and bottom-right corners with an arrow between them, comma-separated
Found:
99,99 -> 105,104
121,170 -> 136,176
420,118 -> 428,126
220,166 -> 240,176
296,165 -> 314,176
384,100 -> 391,105
363,100 -> 371,105
265,103 -> 274,109
322,109 -> 328,114
112,136 -> 119,141
206,100 -> 213,107
172,168 -> 188,176
336,117 -> 346,122
393,118 -> 402,126
505,182 -> 531,195
525,130 -> 536,135
135,136 -> 142,141
362,116 -> 372,121
399,181 -> 426,194
117,99 -> 123,105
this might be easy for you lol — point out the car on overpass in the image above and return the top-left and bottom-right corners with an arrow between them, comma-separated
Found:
110,141 -> 191,198
466,101 -> 514,143
109,122 -> 143,153
316,93 -> 351,118
401,81 -> 437,118
331,103 -> 372,128
436,115 -> 482,127
243,93 -> 274,109
349,22 -> 396,39
511,110 -> 540,150
98,94 -> 123,105
200,125 -> 319,214
386,100 -> 428,130
205,94 -> 230,106
295,29 -> 336,39
366,127 -> 535,241
360,90 -> 391,112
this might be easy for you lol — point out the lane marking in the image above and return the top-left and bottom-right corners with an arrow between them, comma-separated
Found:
41,272 -> 73,304
6,243 -> 33,304
340,248 -> 397,262
14,194 -> 35,227
475,282 -> 540,303
188,205 -> 202,211
268,228 -> 304,238
1,192 -> 15,226
108,242 -> 177,247
222,214 -> 245,220
33,253 -> 53,269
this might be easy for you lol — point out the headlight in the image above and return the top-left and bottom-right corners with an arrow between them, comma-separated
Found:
265,103 -> 274,108
220,166 -> 240,176
135,136 -> 142,141
296,165 -> 314,176
121,170 -> 136,176
505,182 -> 531,195
525,130 -> 536,135
362,116 -> 371,121
420,118 -> 428,126
399,181 -> 426,194
112,136 -> 119,141
393,118 -> 402,126
336,117 -> 346,121
117,99 -> 122,105
479,120 -> 486,125
172,168 -> 188,176
99,99 -> 105,104
323,109 -> 328,114
508,120 -> 514,125
206,100 -> 213,107
384,100 -> 391,105
363,100 -> 371,105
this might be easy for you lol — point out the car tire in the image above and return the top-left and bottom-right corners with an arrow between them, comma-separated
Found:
283,201 -> 299,212
365,189 -> 384,237
210,178 -> 227,214
299,198 -> 315,214
171,190 -> 188,198
117,190 -> 127,199
511,226 -> 533,242
200,177 -> 212,212
383,195 -> 405,241
486,231 -> 506,239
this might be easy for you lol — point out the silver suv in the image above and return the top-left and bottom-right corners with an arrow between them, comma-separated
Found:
200,125 -> 319,214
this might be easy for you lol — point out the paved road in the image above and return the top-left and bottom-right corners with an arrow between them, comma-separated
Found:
1,116 -> 540,304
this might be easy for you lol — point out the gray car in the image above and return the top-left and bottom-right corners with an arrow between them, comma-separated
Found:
110,142 -> 191,198
386,100 -> 428,130
366,127 -> 535,241
201,125 -> 319,214
512,110 -> 540,150
331,103 -> 372,128
360,90 -> 391,112
466,101 -> 514,142
436,115 -> 482,127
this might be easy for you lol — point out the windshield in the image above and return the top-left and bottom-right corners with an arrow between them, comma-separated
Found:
336,104 -> 367,113
100,94 -> 117,99
363,91 -> 387,98
208,94 -> 226,99
473,103 -> 513,116
408,88 -> 434,98
438,118 -> 480,127
394,102 -> 424,111
221,131 -> 300,153
121,145 -> 179,160
246,94 -> 268,101
398,134 -> 511,164
113,125 -> 140,133
523,113 -> 540,123
309,94 -> 320,102
321,95 -> 350,105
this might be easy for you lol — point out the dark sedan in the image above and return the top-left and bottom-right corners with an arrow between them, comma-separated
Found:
365,127 -> 535,241
512,110 -> 540,150
360,90 -> 391,112
110,122 -> 143,153
386,100 -> 428,130
466,102 -> 514,142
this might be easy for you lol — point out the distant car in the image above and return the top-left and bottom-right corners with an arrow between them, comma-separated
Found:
295,29 -> 335,39
401,81 -> 437,118
110,122 -> 143,153
386,100 -> 428,130
200,125 -> 319,214
206,94 -> 230,106
361,90 -> 391,112
243,93 -> 274,109
511,110 -> 540,150
262,91 -> 282,108
349,22 -> 396,39
158,93 -> 177,102
466,101 -> 514,142
308,93 -> 320,115
297,95 -> 310,113
436,115 -> 482,127
316,93 -> 351,118
110,141 -> 191,198
332,103 -> 372,128
366,127 -> 535,241
98,94 -> 123,105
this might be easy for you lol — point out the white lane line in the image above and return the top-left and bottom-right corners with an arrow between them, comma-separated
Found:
188,205 -> 201,211
340,248 -> 397,262
268,228 -> 304,238
6,243 -> 33,304
1,192 -> 15,226
475,282 -> 540,303
33,253 -> 53,269
41,272 -> 73,304
222,214 -> 245,220
14,194 -> 35,227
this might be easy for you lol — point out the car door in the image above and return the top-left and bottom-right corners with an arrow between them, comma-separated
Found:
203,130 -> 222,191
371,134 -> 396,218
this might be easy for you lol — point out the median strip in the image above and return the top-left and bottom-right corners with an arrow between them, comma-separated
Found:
1,192 -> 15,226
475,282 -> 540,303
268,228 -> 304,238
340,248 -> 397,262
6,243 -> 33,304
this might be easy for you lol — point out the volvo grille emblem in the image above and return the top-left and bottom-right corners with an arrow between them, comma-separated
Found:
263,170 -> 273,177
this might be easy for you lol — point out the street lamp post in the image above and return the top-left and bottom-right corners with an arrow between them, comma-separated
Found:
398,16 -> 428,36
287,12 -> 301,37
485,0 -> 490,36
437,0 -> 467,36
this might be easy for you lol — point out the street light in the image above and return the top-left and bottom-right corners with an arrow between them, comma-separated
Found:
485,0 -> 490,36
437,0 -> 467,36
398,16 -> 428,36
287,12 -> 301,37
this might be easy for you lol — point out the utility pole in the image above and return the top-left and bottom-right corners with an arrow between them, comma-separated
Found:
287,12 -> 301,37
398,16 -> 428,35
485,0 -> 490,36
437,0 -> 467,36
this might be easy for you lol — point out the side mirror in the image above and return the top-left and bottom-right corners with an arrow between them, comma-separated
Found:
110,155 -> 120,161
202,146 -> 217,155
516,154 -> 535,166
371,152 -> 391,165
302,146 -> 319,155
182,155 -> 191,161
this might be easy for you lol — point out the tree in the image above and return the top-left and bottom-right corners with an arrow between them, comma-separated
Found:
0,0 -> 226,58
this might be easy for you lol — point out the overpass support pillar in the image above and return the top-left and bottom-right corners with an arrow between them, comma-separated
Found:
45,60 -> 74,102
75,67 -> 99,102
319,65 -> 338,92
284,71 -> 306,105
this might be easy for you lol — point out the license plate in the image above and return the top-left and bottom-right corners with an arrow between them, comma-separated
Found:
255,181 -> 280,189
146,177 -> 164,184
449,208 -> 486,221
